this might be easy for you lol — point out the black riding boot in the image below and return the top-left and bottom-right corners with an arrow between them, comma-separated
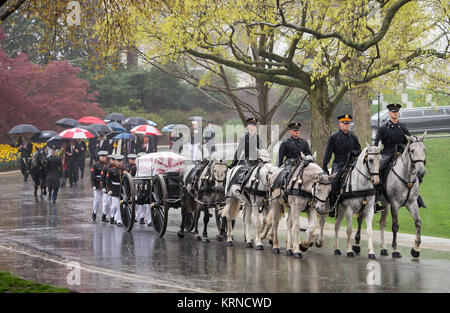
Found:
328,193 -> 337,218
417,195 -> 426,208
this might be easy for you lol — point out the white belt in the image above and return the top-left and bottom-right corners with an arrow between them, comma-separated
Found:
112,182 -> 121,185
95,175 -> 102,177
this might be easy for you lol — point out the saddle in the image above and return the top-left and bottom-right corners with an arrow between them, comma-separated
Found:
186,160 -> 209,196
284,160 -> 313,199
271,158 -> 301,191
380,144 -> 405,187
243,163 -> 267,201
227,164 -> 255,195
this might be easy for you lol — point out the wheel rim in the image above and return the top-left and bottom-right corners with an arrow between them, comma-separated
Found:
151,176 -> 168,237
120,174 -> 135,232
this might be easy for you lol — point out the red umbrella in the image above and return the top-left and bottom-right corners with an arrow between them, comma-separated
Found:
78,116 -> 106,125
59,127 -> 94,139
130,124 -> 161,136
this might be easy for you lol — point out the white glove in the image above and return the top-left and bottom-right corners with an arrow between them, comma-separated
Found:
102,188 -> 106,193
93,186 -> 96,190
108,191 -> 112,195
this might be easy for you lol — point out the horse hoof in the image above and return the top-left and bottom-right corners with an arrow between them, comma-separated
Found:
177,231 -> 185,239
411,248 -> 420,258
202,238 -> 210,243
347,252 -> 354,257
216,235 -> 224,242
334,249 -> 342,256
273,248 -> 280,254
256,245 -> 264,251
316,241 -> 323,248
380,249 -> 389,256
269,240 -> 273,246
195,236 -> 202,241
285,249 -> 293,256
299,244 -> 309,252
368,254 -> 376,259
293,252 -> 302,259
246,242 -> 253,249
392,251 -> 402,258
226,241 -> 233,247
352,245 -> 361,254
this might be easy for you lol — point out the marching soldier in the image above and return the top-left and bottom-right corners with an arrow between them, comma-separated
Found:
374,103 -> 426,208
277,122 -> 311,167
323,114 -> 361,217
107,155 -> 124,227
123,154 -> 137,177
229,117 -> 266,168
91,150 -> 108,222
46,145 -> 62,204
101,155 -> 114,223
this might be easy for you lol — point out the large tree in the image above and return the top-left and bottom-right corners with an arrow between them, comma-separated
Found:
17,0 -> 449,162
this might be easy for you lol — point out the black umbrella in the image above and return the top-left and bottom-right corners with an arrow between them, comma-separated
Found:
8,124 -> 40,136
31,130 -> 59,142
123,116 -> 150,127
188,116 -> 206,122
79,125 -> 99,138
89,123 -> 112,134
104,112 -> 126,122
56,118 -> 80,129
47,135 -> 64,149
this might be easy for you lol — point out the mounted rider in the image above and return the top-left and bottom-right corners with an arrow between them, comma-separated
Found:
277,122 -> 311,167
374,103 -> 426,209
323,114 -> 361,217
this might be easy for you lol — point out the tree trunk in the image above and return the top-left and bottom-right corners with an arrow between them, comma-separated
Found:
310,82 -> 333,166
256,78 -> 272,146
351,86 -> 371,146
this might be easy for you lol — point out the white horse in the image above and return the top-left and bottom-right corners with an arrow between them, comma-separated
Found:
331,143 -> 382,259
270,153 -> 336,258
377,133 -> 427,258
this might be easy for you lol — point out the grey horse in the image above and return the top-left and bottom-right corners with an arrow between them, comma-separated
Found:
377,133 -> 427,258
331,143 -> 382,259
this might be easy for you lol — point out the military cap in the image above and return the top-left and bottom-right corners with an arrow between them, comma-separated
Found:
137,152 -> 147,158
387,103 -> 401,112
98,150 -> 108,156
127,154 -> 137,159
245,117 -> 258,125
107,154 -> 114,159
288,122 -> 302,130
337,114 -> 352,124
114,155 -> 124,161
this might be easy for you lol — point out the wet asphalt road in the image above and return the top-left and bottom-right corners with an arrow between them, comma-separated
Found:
0,169 -> 449,293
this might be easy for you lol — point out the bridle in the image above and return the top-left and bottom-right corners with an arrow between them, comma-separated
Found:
211,161 -> 227,183
311,173 -> 331,203
356,150 -> 380,181
407,140 -> 426,169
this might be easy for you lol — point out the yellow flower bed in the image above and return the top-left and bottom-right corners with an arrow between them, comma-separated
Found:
0,143 -> 46,170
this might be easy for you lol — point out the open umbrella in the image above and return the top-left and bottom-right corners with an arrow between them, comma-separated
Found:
147,120 -> 157,126
113,132 -> 135,140
8,124 -> 40,136
79,125 -> 99,138
59,127 -> 94,139
32,130 -> 58,142
188,116 -> 206,122
56,118 -> 80,129
47,135 -> 64,149
90,123 -> 112,134
161,124 -> 186,132
107,122 -> 126,132
104,112 -> 126,122
78,116 -> 105,125
123,117 -> 151,127
130,125 -> 161,136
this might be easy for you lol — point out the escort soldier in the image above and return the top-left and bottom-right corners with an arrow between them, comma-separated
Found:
123,154 -> 137,177
107,155 -> 124,227
101,155 -> 114,223
91,150 -> 108,222
278,122 -> 311,167
374,103 -> 426,208
323,114 -> 362,217
134,152 -> 152,226
46,145 -> 62,204
229,117 -> 266,168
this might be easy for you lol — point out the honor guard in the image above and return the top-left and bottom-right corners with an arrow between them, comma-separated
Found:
374,103 -> 426,208
123,154 -> 137,177
277,122 -> 311,167
101,155 -> 114,223
107,155 -> 124,227
91,150 -> 108,222
46,146 -> 62,204
323,114 -> 362,217
229,117 -> 266,168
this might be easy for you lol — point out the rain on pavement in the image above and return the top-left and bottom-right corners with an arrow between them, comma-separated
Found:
0,169 -> 449,293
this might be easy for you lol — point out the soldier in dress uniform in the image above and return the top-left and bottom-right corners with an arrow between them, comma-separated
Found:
278,122 -> 311,167
229,117 -> 266,168
323,114 -> 362,217
374,103 -> 426,208
123,154 -> 137,177
46,146 -> 62,204
101,155 -> 114,223
18,138 -> 33,181
91,150 -> 108,222
107,155 -> 124,227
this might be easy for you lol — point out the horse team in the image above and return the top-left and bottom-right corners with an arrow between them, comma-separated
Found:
180,133 -> 427,259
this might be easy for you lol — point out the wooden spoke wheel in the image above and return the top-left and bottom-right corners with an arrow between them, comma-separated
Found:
120,173 -> 136,232
150,175 -> 169,238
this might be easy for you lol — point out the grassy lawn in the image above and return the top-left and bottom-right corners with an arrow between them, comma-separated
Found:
322,136 -> 450,238
0,271 -> 71,293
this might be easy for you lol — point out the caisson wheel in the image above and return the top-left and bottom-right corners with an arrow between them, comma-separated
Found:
150,175 -> 169,238
120,173 -> 136,232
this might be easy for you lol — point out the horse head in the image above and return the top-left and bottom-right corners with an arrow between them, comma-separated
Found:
311,169 -> 337,213
301,151 -> 317,163
33,148 -> 47,169
210,155 -> 228,192
405,131 -> 427,180
363,141 -> 382,186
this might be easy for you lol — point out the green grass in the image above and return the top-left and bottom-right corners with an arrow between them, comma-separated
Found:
0,271 -> 71,293
322,137 -> 450,238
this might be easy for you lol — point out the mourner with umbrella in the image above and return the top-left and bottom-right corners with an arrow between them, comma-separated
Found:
8,124 -> 40,182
